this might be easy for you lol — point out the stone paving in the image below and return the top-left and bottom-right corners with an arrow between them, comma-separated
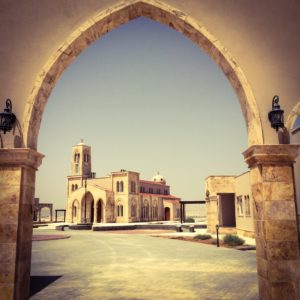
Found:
30,228 -> 258,300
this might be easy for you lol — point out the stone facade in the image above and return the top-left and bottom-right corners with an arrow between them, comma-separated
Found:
205,171 -> 270,239
0,149 -> 43,300
66,141 -> 180,224
243,145 -> 300,300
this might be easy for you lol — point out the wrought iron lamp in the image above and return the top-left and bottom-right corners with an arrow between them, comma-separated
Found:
268,95 -> 284,131
0,99 -> 16,134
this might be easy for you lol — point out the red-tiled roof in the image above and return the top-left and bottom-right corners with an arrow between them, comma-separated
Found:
140,193 -> 180,200
164,199 -> 180,204
140,180 -> 168,186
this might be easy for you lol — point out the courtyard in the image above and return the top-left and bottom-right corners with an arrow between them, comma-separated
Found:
30,228 -> 258,300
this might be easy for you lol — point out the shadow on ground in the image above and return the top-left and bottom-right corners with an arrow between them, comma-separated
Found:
30,275 -> 62,297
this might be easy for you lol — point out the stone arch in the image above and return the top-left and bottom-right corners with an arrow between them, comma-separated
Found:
96,198 -> 104,223
37,203 -> 53,222
131,198 -> 137,218
81,191 -> 95,223
72,199 -> 80,223
286,101 -> 300,132
23,0 -> 263,150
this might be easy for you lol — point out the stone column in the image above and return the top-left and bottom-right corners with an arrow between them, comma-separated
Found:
243,145 -> 300,300
94,200 -> 98,223
0,148 -> 44,300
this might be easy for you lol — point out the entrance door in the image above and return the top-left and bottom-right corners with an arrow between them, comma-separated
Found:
97,200 -> 102,223
164,207 -> 170,221
91,200 -> 94,223
218,193 -> 236,227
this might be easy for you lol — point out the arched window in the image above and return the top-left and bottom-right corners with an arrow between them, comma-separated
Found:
131,200 -> 137,217
75,184 -> 78,190
130,181 -> 136,193
83,153 -> 89,163
116,181 -> 120,192
74,153 -> 80,163
142,200 -> 149,219
120,181 -> 124,192
117,204 -> 124,217
71,184 -> 74,191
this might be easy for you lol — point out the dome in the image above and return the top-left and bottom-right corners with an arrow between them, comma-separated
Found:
152,172 -> 166,184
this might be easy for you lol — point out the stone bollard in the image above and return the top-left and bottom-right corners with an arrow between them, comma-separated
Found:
176,225 -> 182,232
189,225 -> 195,232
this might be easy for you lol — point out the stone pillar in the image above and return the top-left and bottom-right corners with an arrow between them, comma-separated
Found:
0,148 -> 44,300
94,201 -> 98,224
243,145 -> 300,300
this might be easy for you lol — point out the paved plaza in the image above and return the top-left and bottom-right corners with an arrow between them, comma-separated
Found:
30,228 -> 258,300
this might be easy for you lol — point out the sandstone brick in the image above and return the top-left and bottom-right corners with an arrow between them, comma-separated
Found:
264,220 -> 298,241
271,282 -> 296,300
262,165 -> 293,182
0,204 -> 19,224
0,224 -> 17,243
262,182 -> 294,202
264,200 -> 296,221
266,241 -> 299,260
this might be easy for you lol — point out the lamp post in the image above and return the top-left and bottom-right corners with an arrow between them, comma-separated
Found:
268,95 -> 284,131
216,224 -> 220,247
0,99 -> 16,134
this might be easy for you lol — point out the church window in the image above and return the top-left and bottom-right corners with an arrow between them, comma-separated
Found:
116,181 -> 120,192
75,184 -> 78,190
84,154 -> 89,163
237,196 -> 243,216
74,153 -> 80,163
117,204 -> 124,217
75,164 -> 79,174
131,181 -> 136,193
71,184 -> 74,191
245,195 -> 251,217
120,181 -> 124,192
131,201 -> 136,217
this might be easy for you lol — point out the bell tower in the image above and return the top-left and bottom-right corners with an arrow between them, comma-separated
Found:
71,139 -> 91,177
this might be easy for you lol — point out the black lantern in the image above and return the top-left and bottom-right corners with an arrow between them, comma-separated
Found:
268,95 -> 284,131
0,99 -> 16,134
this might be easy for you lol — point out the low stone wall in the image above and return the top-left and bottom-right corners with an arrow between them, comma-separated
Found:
92,223 -> 206,231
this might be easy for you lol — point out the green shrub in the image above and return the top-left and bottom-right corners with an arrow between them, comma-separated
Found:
185,217 -> 195,223
194,234 -> 212,240
223,234 -> 245,246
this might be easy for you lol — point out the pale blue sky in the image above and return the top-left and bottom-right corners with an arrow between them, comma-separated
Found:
35,17 -> 247,209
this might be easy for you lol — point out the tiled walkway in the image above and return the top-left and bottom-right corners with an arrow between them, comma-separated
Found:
31,229 -> 258,300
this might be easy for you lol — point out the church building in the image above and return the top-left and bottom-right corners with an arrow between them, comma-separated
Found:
66,141 -> 181,224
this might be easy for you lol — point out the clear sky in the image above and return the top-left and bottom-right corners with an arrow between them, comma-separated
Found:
35,17 -> 247,209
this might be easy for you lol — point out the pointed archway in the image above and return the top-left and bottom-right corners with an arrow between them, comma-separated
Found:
96,199 -> 103,223
23,0 -> 263,150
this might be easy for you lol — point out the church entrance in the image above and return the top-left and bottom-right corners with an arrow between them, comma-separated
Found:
82,192 -> 94,223
97,200 -> 103,223
91,200 -> 94,223
164,207 -> 170,221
